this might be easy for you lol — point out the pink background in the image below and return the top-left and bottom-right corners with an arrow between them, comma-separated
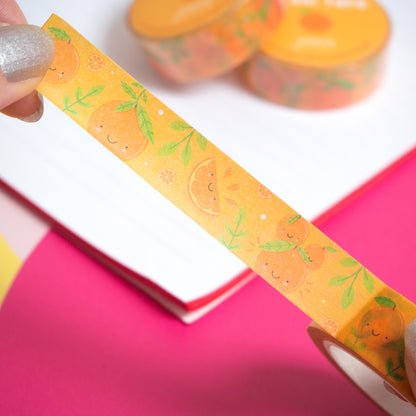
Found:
0,148 -> 415,415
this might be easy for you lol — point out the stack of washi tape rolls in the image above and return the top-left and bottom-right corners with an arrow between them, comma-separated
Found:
128,0 -> 390,110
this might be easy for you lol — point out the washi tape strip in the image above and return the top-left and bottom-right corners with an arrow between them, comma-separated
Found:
38,15 -> 416,412
241,0 -> 390,110
127,0 -> 283,82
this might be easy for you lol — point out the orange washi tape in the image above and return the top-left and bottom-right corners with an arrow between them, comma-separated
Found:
39,15 -> 415,414
127,0 -> 283,82
241,0 -> 390,110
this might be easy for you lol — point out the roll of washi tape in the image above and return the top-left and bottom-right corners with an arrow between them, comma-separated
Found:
38,15 -> 415,413
241,0 -> 390,110
127,0 -> 283,82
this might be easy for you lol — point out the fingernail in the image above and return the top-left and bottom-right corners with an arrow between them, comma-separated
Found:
19,92 -> 44,123
0,24 -> 55,83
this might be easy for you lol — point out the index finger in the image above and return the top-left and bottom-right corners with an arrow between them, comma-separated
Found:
0,0 -> 26,24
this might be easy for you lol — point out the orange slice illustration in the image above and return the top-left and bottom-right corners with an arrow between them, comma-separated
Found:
188,158 -> 220,216
87,54 -> 104,72
158,168 -> 176,186
321,318 -> 339,336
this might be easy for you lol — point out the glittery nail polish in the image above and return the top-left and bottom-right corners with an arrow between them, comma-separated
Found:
0,24 -> 55,83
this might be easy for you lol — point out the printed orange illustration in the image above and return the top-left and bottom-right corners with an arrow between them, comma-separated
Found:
277,215 -> 309,245
301,11 -> 332,31
255,248 -> 306,293
87,100 -> 147,161
358,302 -> 405,349
188,158 -> 220,216
303,244 -> 326,270
44,27 -> 79,84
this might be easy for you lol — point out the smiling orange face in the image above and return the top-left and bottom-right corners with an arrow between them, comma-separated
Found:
358,306 -> 405,349
87,101 -> 147,161
188,158 -> 220,216
44,38 -> 80,84
255,248 -> 306,293
277,215 -> 309,245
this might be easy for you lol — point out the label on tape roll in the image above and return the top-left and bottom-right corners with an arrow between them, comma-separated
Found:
242,0 -> 390,109
129,0 -> 235,39
38,14 -> 416,406
262,0 -> 389,68
128,0 -> 283,82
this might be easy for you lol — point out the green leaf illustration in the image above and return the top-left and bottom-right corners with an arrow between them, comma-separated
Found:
298,246 -> 310,264
342,286 -> 354,310
48,27 -> 71,41
220,236 -> 228,247
324,246 -> 337,253
158,142 -> 180,156
336,80 -> 354,90
375,297 -> 396,309
142,91 -> 148,104
65,107 -> 80,116
120,81 -> 137,100
235,207 -> 246,227
390,372 -> 404,382
196,133 -> 207,152
386,358 -> 394,373
87,85 -> 105,97
169,121 -> 191,131
136,104 -> 154,144
132,81 -> 144,89
63,94 -> 70,109
344,339 -> 354,349
355,343 -> 366,351
225,224 -> 234,236
114,101 -> 136,112
77,100 -> 92,109
350,326 -> 359,337
181,143 -> 192,166
339,257 -> 359,268
258,240 -> 296,252
398,349 -> 405,368
75,87 -> 82,101
221,207 -> 247,250
287,214 -> 300,224
328,275 -> 350,287
362,269 -> 374,294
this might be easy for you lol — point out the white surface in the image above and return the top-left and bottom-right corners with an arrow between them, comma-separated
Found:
0,0 -> 415,303
327,342 -> 416,415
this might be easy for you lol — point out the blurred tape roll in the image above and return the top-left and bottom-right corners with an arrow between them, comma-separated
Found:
242,0 -> 390,110
128,0 -> 284,82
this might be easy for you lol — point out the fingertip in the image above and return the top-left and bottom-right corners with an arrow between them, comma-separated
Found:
1,87 -> 44,122
405,319 -> 416,396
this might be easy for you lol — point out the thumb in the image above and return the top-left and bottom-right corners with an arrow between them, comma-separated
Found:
405,320 -> 416,396
0,23 -> 54,120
